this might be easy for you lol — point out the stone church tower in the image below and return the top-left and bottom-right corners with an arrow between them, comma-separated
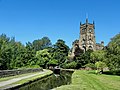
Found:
79,18 -> 96,51
71,18 -> 104,58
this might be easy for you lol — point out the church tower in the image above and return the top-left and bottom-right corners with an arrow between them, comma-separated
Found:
79,19 -> 96,51
71,18 -> 104,58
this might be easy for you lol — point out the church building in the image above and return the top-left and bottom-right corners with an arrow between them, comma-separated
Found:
71,19 -> 104,57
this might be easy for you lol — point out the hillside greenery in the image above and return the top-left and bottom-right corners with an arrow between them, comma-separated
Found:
0,33 -> 120,74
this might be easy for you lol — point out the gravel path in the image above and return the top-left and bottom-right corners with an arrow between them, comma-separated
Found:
0,70 -> 48,87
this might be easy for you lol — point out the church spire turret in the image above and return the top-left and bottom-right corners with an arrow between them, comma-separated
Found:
80,22 -> 82,25
86,18 -> 88,24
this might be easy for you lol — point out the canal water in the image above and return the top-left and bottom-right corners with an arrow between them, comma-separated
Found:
14,70 -> 74,90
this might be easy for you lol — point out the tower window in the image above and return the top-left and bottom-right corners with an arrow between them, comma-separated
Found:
89,46 -> 92,49
81,28 -> 85,33
89,29 -> 92,33
83,38 -> 85,41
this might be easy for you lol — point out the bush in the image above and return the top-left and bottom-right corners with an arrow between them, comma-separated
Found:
18,65 -> 41,69
63,61 -> 77,69
84,63 -> 96,70
95,61 -> 106,70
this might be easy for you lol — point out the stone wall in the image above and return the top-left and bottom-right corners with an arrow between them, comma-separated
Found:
0,68 -> 43,78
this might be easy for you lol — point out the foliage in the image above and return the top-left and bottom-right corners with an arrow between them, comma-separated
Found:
51,39 -> 69,67
105,33 -> 120,70
18,65 -> 41,69
0,33 -> 70,70
36,49 -> 51,68
63,61 -> 77,69
47,59 -> 58,66
0,33 -> 120,70
0,34 -> 53,70
74,49 -> 93,69
32,37 -> 51,51
90,50 -> 106,63
84,63 -> 96,70
95,61 -> 106,70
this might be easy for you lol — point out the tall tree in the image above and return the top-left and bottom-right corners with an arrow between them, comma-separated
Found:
105,33 -> 120,70
52,39 -> 69,66
32,37 -> 52,51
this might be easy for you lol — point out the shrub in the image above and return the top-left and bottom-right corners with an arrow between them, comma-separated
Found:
63,61 -> 77,69
84,63 -> 96,70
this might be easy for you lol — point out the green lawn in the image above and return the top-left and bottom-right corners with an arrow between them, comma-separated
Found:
55,70 -> 120,90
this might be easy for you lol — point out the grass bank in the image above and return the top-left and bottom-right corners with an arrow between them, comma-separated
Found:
55,70 -> 120,90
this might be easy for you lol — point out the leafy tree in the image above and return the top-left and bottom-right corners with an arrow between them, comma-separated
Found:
0,34 -> 12,69
0,34 -> 52,70
74,49 -> 93,68
90,50 -> 106,64
32,37 -> 52,51
47,59 -> 58,67
63,61 -> 77,69
10,42 -> 26,68
105,33 -> 120,70
52,39 -> 69,67
36,49 -> 51,68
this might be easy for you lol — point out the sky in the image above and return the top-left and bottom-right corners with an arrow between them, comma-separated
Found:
0,0 -> 120,48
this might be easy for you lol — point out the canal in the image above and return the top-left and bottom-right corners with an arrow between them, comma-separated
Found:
10,69 -> 74,90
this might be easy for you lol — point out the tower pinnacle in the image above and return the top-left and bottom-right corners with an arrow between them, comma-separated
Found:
86,18 -> 88,24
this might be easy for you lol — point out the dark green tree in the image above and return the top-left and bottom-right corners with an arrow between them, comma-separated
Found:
32,37 -> 52,51
105,33 -> 120,70
52,39 -> 69,67
75,49 -> 93,69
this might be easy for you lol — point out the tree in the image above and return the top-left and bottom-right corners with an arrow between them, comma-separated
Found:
0,34 -> 52,70
0,34 -> 12,69
74,49 -> 93,69
52,39 -> 69,67
47,59 -> 58,68
90,50 -> 106,64
105,33 -> 120,71
63,61 -> 77,69
10,42 -> 26,69
32,37 -> 52,51
36,49 -> 51,68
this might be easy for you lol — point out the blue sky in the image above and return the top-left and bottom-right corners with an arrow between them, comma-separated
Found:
0,0 -> 120,48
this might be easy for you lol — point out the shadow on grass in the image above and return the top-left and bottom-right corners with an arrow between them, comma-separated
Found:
103,70 -> 120,76
82,70 -> 120,76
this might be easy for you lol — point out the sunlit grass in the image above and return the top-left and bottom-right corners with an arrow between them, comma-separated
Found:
55,70 -> 120,90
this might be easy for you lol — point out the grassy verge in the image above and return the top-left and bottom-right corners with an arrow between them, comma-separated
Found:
55,70 -> 120,90
0,70 -> 53,89
0,72 -> 40,82
11,70 -> 52,85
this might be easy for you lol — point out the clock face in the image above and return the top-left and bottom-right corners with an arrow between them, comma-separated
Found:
89,29 -> 92,33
